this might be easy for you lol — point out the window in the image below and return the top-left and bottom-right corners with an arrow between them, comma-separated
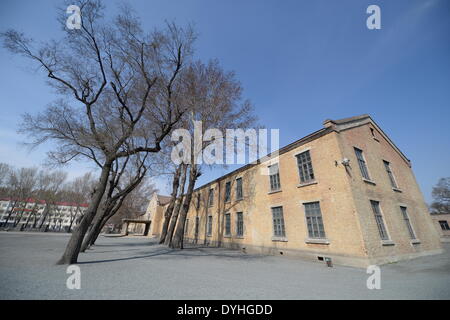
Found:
207,215 -> 213,236
400,207 -> 416,239
439,220 -> 450,231
225,181 -> 231,202
236,212 -> 244,237
355,148 -> 371,180
196,194 -> 201,209
272,206 -> 286,237
370,201 -> 389,240
269,163 -> 281,191
236,178 -> 243,200
304,202 -> 326,239
383,161 -> 398,188
184,219 -> 189,236
296,150 -> 315,183
225,213 -> 231,236
208,189 -> 214,207
195,217 -> 200,238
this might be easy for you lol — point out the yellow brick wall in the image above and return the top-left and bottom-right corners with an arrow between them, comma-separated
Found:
336,122 -> 442,263
149,118 -> 443,266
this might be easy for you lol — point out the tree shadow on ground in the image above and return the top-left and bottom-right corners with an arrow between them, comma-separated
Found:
93,240 -> 159,247
77,245 -> 267,265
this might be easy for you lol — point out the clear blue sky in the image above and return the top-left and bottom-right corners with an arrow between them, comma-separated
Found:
0,0 -> 449,203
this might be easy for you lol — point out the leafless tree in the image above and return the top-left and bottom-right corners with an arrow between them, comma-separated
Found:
1,0 -> 196,264
2,167 -> 39,228
62,172 -> 96,231
431,177 -> 450,214
80,153 -> 149,251
0,163 -> 12,196
163,60 -> 257,248
159,163 -> 183,243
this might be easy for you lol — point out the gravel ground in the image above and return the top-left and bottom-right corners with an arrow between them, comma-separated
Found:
0,231 -> 449,299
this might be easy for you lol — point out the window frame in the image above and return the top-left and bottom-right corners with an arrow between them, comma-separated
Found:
224,181 -> 231,202
207,215 -> 213,237
304,202 -> 326,239
268,163 -> 281,192
296,150 -> 315,184
271,206 -> 286,238
208,188 -> 214,207
194,216 -> 200,238
354,147 -> 371,180
236,177 -> 243,200
400,206 -> 416,239
370,200 -> 390,240
439,220 -> 450,231
224,213 -> 231,236
184,218 -> 189,236
236,212 -> 244,237
383,160 -> 398,188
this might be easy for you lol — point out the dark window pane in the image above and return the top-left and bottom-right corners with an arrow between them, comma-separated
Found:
296,151 -> 315,183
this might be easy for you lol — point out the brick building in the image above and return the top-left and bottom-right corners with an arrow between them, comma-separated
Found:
430,213 -> 450,242
145,115 -> 442,267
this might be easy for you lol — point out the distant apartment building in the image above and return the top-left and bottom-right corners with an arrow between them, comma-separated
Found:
430,213 -> 450,242
0,198 -> 88,231
145,115 -> 442,267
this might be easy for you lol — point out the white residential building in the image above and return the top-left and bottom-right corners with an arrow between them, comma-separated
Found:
0,198 -> 88,231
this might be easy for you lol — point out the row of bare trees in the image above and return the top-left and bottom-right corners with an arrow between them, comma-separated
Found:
0,163 -> 94,231
158,59 -> 256,248
1,0 -> 256,264
430,177 -> 450,214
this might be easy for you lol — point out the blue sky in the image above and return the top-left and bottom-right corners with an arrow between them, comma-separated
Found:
0,0 -> 449,202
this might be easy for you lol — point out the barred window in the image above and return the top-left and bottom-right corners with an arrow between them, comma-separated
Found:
184,219 -> 189,236
439,220 -> 450,231
207,215 -> 213,236
269,164 -> 281,191
236,212 -> 244,237
236,178 -> 243,200
225,213 -> 231,236
196,194 -> 201,209
400,207 -> 416,239
272,206 -> 286,237
370,201 -> 389,240
383,161 -> 398,188
355,148 -> 371,180
208,189 -> 214,207
304,202 -> 326,239
225,181 -> 231,202
195,216 -> 200,238
296,151 -> 315,183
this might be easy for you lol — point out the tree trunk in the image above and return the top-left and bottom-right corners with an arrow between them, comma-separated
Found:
2,200 -> 18,227
56,160 -> 112,265
89,218 -> 106,246
13,202 -> 25,227
80,204 -> 108,252
38,204 -> 51,229
159,164 -> 182,244
23,203 -> 38,230
164,164 -> 188,246
170,164 -> 198,249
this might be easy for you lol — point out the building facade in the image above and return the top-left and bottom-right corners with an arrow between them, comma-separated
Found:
147,115 -> 442,267
0,198 -> 87,231
430,213 -> 450,242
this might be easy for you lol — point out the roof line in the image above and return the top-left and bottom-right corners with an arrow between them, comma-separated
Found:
193,126 -> 332,192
